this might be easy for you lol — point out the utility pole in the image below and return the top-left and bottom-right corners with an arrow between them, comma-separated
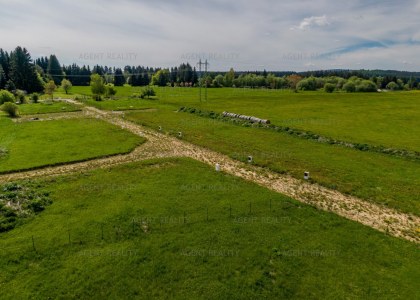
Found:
204,59 -> 208,102
197,59 -> 209,102
198,59 -> 202,102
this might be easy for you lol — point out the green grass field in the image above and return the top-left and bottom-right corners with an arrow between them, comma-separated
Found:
68,86 -> 420,152
0,117 -> 144,173
125,109 -> 420,216
59,86 -> 420,215
1,158 -> 419,299
0,101 -> 81,117
17,101 -> 82,115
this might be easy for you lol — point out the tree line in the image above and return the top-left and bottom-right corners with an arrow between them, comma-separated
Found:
1,46 -> 419,94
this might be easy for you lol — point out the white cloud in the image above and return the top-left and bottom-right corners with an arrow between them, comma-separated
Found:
292,15 -> 330,31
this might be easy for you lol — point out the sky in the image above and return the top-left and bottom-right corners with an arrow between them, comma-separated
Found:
0,0 -> 419,71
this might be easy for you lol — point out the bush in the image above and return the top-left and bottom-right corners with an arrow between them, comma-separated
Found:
297,76 -> 320,91
15,90 -> 27,104
1,102 -> 19,117
30,93 -> 39,103
343,82 -> 356,93
105,84 -> 117,98
386,81 -> 399,91
140,86 -> 156,99
324,83 -> 335,93
0,90 -> 15,104
356,80 -> 377,92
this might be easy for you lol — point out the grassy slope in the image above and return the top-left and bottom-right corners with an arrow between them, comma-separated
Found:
0,117 -> 144,173
126,109 -> 420,216
0,158 -> 419,299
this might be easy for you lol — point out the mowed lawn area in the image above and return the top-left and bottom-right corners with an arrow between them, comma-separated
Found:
0,158 -> 419,299
0,116 -> 144,173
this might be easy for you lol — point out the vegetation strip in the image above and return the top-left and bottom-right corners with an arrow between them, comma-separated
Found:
178,106 -> 419,160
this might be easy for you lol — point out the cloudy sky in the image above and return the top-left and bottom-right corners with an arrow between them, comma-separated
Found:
1,0 -> 419,71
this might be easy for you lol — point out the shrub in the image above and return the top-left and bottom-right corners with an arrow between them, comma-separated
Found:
30,93 -> 39,103
343,82 -> 356,93
1,102 -> 19,117
105,84 -> 117,98
297,76 -> 320,91
15,90 -> 27,104
140,86 -> 156,99
386,81 -> 399,91
356,80 -> 377,92
0,90 -> 15,104
324,83 -> 335,93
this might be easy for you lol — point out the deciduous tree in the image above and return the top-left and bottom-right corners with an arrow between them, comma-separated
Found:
61,79 -> 72,94
44,80 -> 57,99
90,74 -> 105,101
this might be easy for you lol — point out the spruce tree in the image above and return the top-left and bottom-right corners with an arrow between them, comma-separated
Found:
0,49 -> 10,81
47,54 -> 63,84
9,46 -> 43,93
114,68 -> 125,86
0,65 -> 6,89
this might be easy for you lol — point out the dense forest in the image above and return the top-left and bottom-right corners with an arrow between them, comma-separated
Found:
1,46 -> 419,93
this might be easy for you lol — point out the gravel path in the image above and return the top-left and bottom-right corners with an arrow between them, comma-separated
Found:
1,99 -> 419,243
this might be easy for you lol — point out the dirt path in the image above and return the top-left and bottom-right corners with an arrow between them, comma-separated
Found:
1,99 -> 419,243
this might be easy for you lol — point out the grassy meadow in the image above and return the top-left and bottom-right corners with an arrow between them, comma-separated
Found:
0,116 -> 144,173
125,109 -> 420,215
17,100 -> 82,115
52,85 -> 419,215
66,86 -> 420,152
1,158 -> 419,299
